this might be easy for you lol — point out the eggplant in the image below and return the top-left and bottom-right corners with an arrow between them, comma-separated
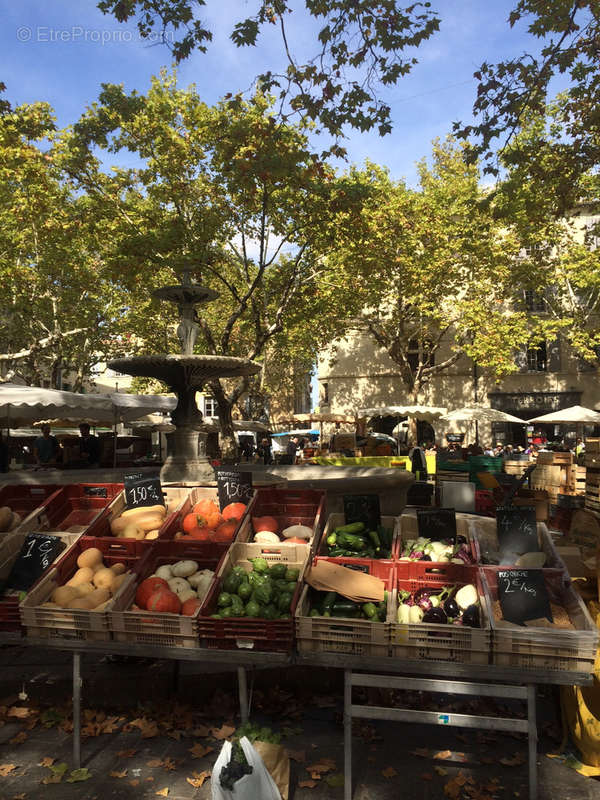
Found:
462,604 -> 480,628
421,554 -> 432,561
443,597 -> 460,619
422,606 -> 448,624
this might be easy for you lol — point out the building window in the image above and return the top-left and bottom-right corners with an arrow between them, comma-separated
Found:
524,290 -> 546,312
585,219 -> 600,251
204,396 -> 217,417
321,382 -> 329,405
526,342 -> 547,372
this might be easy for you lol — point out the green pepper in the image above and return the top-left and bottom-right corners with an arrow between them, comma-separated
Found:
223,572 -> 241,594
285,567 -> 300,582
269,563 -> 287,580
262,604 -> 279,620
362,602 -> 377,619
309,608 -> 320,617
326,531 -> 337,546
237,582 -> 252,601
217,592 -> 232,608
249,557 -> 269,574
245,600 -> 260,617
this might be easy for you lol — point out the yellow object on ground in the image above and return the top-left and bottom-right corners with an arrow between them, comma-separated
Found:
312,454 -> 437,474
554,601 -> 600,776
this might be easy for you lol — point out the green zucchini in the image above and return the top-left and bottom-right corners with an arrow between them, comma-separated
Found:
334,522 -> 366,535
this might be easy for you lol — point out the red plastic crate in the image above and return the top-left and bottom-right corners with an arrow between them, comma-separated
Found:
0,485 -> 61,531
159,486 -> 251,548
23,483 -> 122,534
237,488 -> 325,550
198,542 -> 310,652
390,563 -> 491,664
109,543 -> 225,648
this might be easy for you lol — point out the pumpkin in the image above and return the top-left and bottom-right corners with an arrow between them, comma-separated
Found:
214,520 -> 238,542
187,525 -> 212,541
182,512 -> 201,533
181,597 -> 203,616
222,502 -> 247,521
192,498 -> 220,517
135,576 -> 169,609
146,589 -> 181,614
252,515 -> 278,534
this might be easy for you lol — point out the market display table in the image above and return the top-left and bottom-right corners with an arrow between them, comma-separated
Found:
10,637 -> 591,800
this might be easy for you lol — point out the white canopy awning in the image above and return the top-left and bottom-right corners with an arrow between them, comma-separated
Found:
528,405 -> 600,424
442,406 -> 526,424
357,405 -> 447,422
0,382 -> 114,427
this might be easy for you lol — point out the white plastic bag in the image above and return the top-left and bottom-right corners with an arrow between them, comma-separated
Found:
211,736 -> 282,800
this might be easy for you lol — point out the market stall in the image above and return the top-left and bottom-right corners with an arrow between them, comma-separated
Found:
0,471 -> 596,800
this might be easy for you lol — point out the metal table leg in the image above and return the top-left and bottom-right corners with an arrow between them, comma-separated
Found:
73,652 -> 82,769
528,684 -> 538,800
344,670 -> 352,800
237,667 -> 249,724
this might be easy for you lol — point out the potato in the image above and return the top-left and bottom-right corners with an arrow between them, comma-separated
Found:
67,597 -> 96,610
112,573 -> 128,592
52,586 -> 80,606
120,523 -> 145,540
86,588 -> 110,608
77,548 -> 103,569
75,582 -> 95,597
92,568 -> 115,591
66,567 -> 95,587
110,563 -> 126,575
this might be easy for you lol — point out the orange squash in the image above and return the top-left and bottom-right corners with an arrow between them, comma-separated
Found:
187,525 -> 212,541
146,589 -> 181,614
135,576 -> 169,609
222,502 -> 247,521
252,515 -> 278,534
181,597 -> 203,616
214,520 -> 238,542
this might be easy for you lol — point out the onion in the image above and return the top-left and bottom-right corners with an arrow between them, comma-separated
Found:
281,525 -> 312,540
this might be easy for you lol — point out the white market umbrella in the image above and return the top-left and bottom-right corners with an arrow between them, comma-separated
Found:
357,404 -> 447,422
0,382 -> 113,427
442,407 -> 526,424
528,405 -> 600,425
293,412 -> 355,440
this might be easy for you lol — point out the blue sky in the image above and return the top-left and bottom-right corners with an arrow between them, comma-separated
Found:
1,0 -> 535,185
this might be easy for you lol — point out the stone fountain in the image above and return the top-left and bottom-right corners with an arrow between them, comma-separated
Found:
108,272 -> 260,483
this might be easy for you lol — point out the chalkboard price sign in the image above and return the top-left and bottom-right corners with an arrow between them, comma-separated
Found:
215,469 -> 253,510
5,533 -> 66,592
497,506 -> 538,560
417,508 -> 457,543
343,494 -> 381,531
497,569 -> 553,625
123,472 -> 164,510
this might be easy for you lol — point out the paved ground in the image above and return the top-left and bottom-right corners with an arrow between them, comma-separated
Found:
0,644 -> 598,800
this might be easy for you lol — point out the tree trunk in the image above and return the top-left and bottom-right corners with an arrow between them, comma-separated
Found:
210,382 -> 238,463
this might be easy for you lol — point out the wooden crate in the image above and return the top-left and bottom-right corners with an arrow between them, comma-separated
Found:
109,544 -> 223,649
585,439 -> 600,454
19,539 -> 147,643
198,542 -> 309,652
504,460 -> 532,477
389,564 -> 491,664
483,571 -> 598,674
536,451 -> 575,466
295,560 -> 392,658
585,467 -> 600,512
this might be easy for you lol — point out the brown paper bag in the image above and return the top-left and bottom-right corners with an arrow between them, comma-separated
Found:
253,741 -> 289,800
305,560 -> 384,602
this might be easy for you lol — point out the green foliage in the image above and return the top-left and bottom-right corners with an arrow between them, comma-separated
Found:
96,0 -> 440,141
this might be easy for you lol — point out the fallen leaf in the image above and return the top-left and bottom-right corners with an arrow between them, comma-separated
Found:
9,732 -> 27,745
156,788 -> 169,797
435,766 -> 448,776
443,777 -> 462,799
0,764 -> 17,776
38,758 -> 54,768
66,768 -> 92,783
298,779 -> 318,788
421,773 -> 433,781
110,769 -> 128,779
12,794 -> 26,800
41,763 -> 68,785
117,749 -> 137,759
189,743 -> 213,759
434,750 -> 453,760
382,766 -> 397,778
411,748 -> 430,758
161,758 -> 177,772
128,779 -> 140,786
147,760 -> 163,768
186,770 -> 210,788
127,718 -> 159,738
211,723 -> 236,740
192,724 -> 210,737
500,754 -> 525,767
287,749 -> 305,763
7,707 -> 31,719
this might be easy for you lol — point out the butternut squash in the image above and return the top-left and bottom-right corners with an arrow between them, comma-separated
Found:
121,504 -> 166,520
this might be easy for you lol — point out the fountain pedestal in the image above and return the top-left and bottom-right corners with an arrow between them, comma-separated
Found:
108,278 -> 260,484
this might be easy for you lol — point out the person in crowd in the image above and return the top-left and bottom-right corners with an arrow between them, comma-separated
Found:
409,443 -> 428,480
33,424 -> 60,466
239,438 -> 254,462
503,443 -> 514,457
257,437 -> 272,465
283,435 -> 300,465
483,443 -> 495,456
78,423 -> 101,467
